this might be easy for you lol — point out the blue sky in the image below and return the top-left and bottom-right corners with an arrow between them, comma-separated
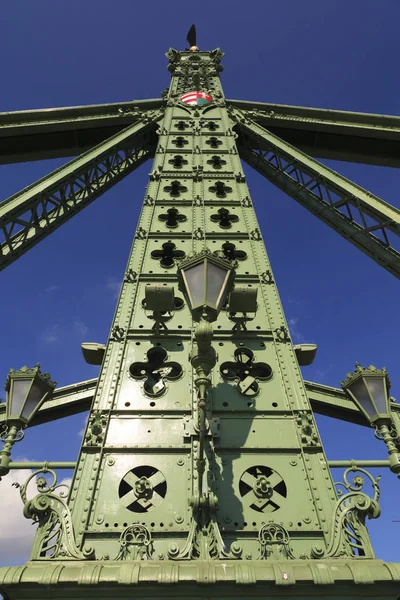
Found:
1,0 -> 400,565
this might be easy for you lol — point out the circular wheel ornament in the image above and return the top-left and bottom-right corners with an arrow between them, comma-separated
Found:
239,465 -> 287,513
119,465 -> 167,513
180,91 -> 213,106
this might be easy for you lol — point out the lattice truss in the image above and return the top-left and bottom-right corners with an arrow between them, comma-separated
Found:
0,73 -> 400,278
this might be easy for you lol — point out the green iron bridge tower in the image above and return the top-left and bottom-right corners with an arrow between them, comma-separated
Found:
1,28 -> 400,599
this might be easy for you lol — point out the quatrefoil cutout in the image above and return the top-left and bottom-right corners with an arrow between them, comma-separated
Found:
220,347 -> 272,396
158,208 -> 187,228
176,120 -> 189,131
164,181 -> 187,197
168,155 -> 188,169
205,137 -> 222,148
214,241 -> 247,262
210,208 -> 239,229
209,181 -> 232,198
151,241 -> 185,268
203,121 -> 219,131
129,347 -> 183,397
172,136 -> 188,148
207,156 -> 226,169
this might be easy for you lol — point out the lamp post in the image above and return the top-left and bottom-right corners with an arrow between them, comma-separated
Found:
341,363 -> 400,477
0,365 -> 56,477
177,248 -> 234,498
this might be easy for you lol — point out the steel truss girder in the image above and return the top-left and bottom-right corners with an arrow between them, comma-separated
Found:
227,100 -> 400,167
0,98 -> 164,163
231,109 -> 400,279
0,111 -> 163,271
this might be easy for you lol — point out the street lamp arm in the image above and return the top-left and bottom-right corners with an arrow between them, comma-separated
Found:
0,424 -> 22,477
0,377 -> 96,427
305,379 -> 400,429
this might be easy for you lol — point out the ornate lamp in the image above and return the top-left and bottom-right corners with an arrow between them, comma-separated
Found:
177,249 -> 235,500
341,363 -> 391,425
177,248 -> 234,322
0,365 -> 55,477
341,363 -> 400,476
5,364 -> 55,425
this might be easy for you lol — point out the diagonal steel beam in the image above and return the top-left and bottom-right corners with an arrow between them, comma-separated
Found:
230,108 -> 400,279
0,99 -> 165,163
227,100 -> 400,167
0,110 -> 163,271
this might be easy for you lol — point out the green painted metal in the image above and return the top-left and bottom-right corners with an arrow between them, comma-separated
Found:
5,374 -> 400,429
328,460 -> 390,468
0,99 -> 164,163
232,110 -> 400,279
1,558 -> 400,597
1,43 -> 400,600
0,377 -> 96,425
0,112 -> 162,271
228,99 -> 400,167
7,461 -> 76,469
306,379 -> 400,431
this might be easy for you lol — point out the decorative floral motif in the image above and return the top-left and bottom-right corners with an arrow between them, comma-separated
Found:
115,524 -> 154,560
13,468 -> 92,560
259,523 -> 295,559
311,466 -> 381,559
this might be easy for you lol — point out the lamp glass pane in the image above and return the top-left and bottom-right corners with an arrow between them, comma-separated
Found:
366,377 -> 388,416
206,262 -> 227,306
10,379 -> 31,418
184,262 -> 205,307
21,379 -> 46,421
348,378 -> 375,418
